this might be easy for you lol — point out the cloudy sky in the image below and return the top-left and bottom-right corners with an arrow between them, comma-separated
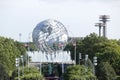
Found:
0,0 -> 120,42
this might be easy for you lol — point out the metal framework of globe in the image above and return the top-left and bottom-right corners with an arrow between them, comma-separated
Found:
32,19 -> 68,53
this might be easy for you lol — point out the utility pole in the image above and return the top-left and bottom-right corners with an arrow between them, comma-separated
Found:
95,23 -> 102,37
99,15 -> 110,38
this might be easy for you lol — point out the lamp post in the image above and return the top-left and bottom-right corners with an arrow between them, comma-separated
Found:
93,56 -> 97,75
27,32 -> 32,69
39,62 -> 42,74
79,53 -> 82,65
85,54 -> 88,67
21,55 -> 24,77
16,58 -> 20,80
73,42 -> 76,65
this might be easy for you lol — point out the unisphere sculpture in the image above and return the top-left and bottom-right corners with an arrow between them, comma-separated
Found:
32,19 -> 68,53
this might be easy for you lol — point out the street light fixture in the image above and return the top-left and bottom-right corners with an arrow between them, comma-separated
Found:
93,56 -> 97,75
93,56 -> 97,66
16,58 -> 20,80
85,54 -> 88,67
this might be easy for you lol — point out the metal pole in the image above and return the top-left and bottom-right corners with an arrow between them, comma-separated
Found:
93,56 -> 97,75
40,62 -> 42,74
21,55 -> 24,77
23,57 -> 24,77
62,63 -> 64,74
27,54 -> 29,71
85,54 -> 88,67
16,58 -> 20,80
48,63 -> 52,75
73,42 -> 76,65
79,53 -> 82,65
18,66 -> 20,80
99,26 -> 102,37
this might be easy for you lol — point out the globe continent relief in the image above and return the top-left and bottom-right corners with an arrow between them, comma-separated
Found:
32,19 -> 68,53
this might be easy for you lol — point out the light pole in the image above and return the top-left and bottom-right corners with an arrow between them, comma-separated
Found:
27,32 -> 32,69
21,55 -> 24,77
85,54 -> 88,67
39,62 -> 42,74
16,58 -> 20,80
93,56 -> 97,75
79,53 -> 82,65
73,42 -> 76,65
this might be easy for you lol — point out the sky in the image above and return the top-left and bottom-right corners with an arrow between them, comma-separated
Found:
0,0 -> 120,42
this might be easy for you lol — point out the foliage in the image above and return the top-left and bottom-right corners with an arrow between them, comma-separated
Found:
0,36 -> 26,76
14,41 -> 26,55
94,40 -> 120,75
97,62 -> 116,80
25,42 -> 38,51
65,33 -> 107,62
65,33 -> 120,75
80,33 -> 107,59
116,76 -> 120,80
12,66 -> 44,80
80,58 -> 93,70
64,37 -> 84,63
0,63 -> 9,80
64,65 -> 96,80
42,64 -> 62,77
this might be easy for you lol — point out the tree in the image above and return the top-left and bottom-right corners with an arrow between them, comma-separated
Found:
94,40 -> 120,75
64,65 -> 96,80
97,62 -> 116,80
14,41 -> 26,55
64,37 -> 84,64
0,37 -> 20,75
0,36 -> 27,76
0,63 -> 9,80
12,66 -> 44,80
65,33 -> 107,63
65,33 -> 120,75
80,33 -> 107,59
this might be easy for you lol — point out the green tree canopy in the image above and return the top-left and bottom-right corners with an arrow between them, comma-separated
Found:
97,62 -> 116,80
0,36 -> 26,76
12,66 -> 44,80
94,40 -> 120,75
0,63 -> 9,80
65,33 -> 120,75
64,65 -> 96,80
